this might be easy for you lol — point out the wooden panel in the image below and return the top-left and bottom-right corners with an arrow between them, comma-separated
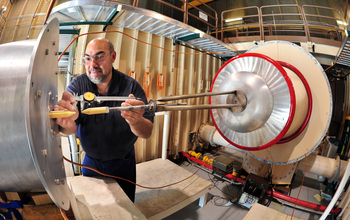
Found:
73,25 -> 89,76
148,34 -> 163,160
23,204 -> 63,220
134,30 -> 151,162
163,38 -> 176,97
105,25 -> 124,70
180,46 -> 195,152
119,28 -> 138,74
172,45 -> 185,157
194,53 -> 204,130
202,54 -> 211,124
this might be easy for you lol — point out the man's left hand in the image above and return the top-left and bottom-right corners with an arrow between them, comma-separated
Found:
121,94 -> 145,125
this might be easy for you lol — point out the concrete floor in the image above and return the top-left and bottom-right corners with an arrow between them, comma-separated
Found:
163,150 -> 333,220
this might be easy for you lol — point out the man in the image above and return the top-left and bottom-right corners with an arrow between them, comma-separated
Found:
55,38 -> 154,202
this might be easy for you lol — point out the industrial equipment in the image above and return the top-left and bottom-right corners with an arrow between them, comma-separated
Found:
210,41 -> 331,165
212,155 -> 235,173
238,174 -> 269,209
0,18 -> 69,210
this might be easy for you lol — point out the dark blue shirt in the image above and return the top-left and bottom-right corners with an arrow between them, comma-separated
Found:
67,68 -> 154,160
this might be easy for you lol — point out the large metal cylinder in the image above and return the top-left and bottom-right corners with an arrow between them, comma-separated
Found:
210,41 -> 332,165
0,18 -> 69,210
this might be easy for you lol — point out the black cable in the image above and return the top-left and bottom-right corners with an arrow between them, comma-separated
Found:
264,185 -> 273,207
207,173 -> 240,207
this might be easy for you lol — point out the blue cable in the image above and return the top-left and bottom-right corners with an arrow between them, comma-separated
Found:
0,196 -> 30,220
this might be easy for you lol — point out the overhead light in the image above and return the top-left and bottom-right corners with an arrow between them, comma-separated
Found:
225,18 -> 242,23
117,4 -> 122,12
337,20 -> 348,26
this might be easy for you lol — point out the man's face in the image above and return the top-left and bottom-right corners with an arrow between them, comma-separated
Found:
84,39 -> 116,84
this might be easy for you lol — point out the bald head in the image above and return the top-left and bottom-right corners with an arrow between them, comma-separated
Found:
84,38 -> 116,85
86,38 -> 114,53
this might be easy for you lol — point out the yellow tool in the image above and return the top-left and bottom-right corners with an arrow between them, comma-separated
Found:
81,107 -> 109,115
49,110 -> 76,118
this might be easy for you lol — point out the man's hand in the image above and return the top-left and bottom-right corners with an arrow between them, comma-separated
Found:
121,94 -> 145,125
121,94 -> 153,139
54,91 -> 79,135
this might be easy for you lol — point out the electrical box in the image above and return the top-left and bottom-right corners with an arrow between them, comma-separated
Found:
238,174 -> 269,209
213,155 -> 234,172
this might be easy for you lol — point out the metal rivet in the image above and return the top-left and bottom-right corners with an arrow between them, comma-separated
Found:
36,90 -> 42,98
61,180 -> 65,185
55,179 -> 60,185
42,149 -> 47,157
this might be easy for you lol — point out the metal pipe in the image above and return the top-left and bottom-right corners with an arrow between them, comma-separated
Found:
156,90 -> 236,102
198,125 -> 349,181
26,0 -> 42,39
197,124 -> 245,152
297,154 -> 348,181
183,0 -> 188,24
320,159 -> 350,220
43,0 -> 56,25
160,111 -> 170,160
11,0 -> 28,42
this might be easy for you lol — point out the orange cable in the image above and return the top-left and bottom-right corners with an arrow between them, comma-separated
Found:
324,43 -> 350,72
60,208 -> 69,220
43,0 -> 56,25
62,144 -> 229,190
291,154 -> 307,220
58,30 -> 236,62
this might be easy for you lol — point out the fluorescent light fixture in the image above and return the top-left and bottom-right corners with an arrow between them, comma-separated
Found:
194,29 -> 204,38
225,17 -> 242,23
337,20 -> 348,26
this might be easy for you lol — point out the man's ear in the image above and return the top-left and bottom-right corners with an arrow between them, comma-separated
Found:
111,51 -> 117,62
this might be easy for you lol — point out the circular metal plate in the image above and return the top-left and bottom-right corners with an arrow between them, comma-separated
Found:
247,41 -> 332,165
210,53 -> 295,151
25,18 -> 70,210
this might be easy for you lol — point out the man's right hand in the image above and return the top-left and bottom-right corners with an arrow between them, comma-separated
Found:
54,91 -> 79,135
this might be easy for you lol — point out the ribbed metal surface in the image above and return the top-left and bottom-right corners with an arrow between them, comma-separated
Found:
211,55 -> 292,148
50,0 -> 236,58
246,41 -> 332,165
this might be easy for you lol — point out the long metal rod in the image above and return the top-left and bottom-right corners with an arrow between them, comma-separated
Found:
95,96 -> 139,102
156,103 -> 242,111
156,90 -> 236,102
82,103 -> 243,115
26,0 -> 42,39
108,103 -> 242,112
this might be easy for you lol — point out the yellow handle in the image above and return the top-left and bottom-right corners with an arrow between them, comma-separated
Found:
49,110 -> 76,118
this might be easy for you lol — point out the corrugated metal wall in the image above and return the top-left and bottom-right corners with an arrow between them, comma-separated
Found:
69,24 -> 221,162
